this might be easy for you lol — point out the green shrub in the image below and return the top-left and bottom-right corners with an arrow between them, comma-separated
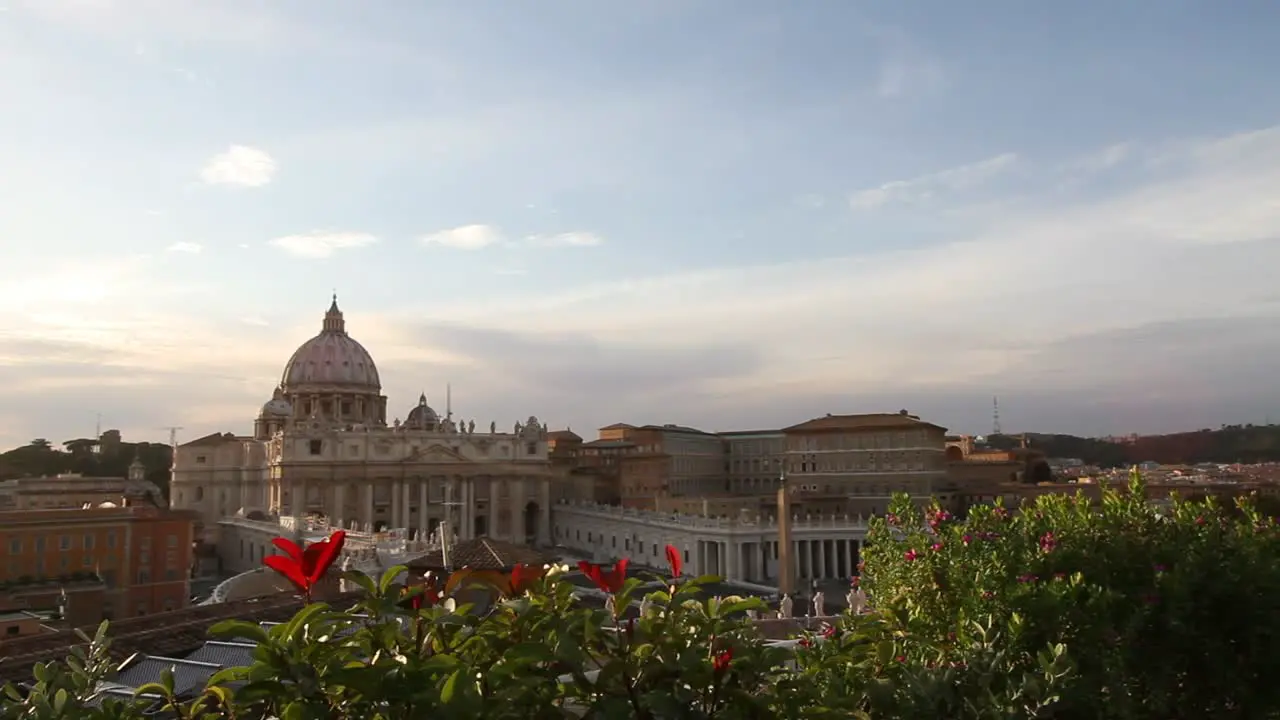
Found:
863,471 -> 1280,718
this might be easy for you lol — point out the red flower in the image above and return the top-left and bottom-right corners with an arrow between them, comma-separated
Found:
404,579 -> 441,610
509,563 -> 546,596
263,530 -> 346,602
664,544 -> 683,579
904,549 -> 918,562
578,558 -> 630,594
713,648 -> 733,674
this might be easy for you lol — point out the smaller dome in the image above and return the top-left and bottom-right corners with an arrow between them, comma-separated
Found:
261,397 -> 293,417
405,393 -> 439,429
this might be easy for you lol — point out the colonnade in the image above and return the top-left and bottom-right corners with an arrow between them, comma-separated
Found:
695,537 -> 861,584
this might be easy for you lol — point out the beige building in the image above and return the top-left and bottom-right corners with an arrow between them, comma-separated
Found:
722,430 -> 786,495
170,297 -> 553,548
781,411 -> 950,516
0,459 -> 164,511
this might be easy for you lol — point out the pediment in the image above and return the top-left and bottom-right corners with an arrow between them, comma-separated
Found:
405,443 -> 471,464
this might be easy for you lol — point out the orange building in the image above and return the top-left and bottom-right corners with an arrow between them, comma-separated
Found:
0,505 -> 200,622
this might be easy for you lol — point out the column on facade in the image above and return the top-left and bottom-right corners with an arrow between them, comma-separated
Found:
448,477 -> 459,538
725,539 -> 739,582
402,480 -> 412,531
538,477 -> 552,546
296,479 -> 309,518
511,476 -> 526,543
419,479 -> 429,538
362,482 -> 374,531
486,477 -> 499,540
333,483 -> 345,530
819,539 -> 828,580
387,479 -> 399,530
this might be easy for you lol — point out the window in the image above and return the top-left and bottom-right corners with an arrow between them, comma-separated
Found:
59,535 -> 72,551
341,401 -> 352,415
82,555 -> 93,568
167,534 -> 177,548
7,538 -> 19,554
165,569 -> 178,581
103,570 -> 117,588
140,552 -> 150,565
141,537 -> 152,550
138,569 -> 151,584
309,439 -> 323,455
106,531 -> 117,549
83,534 -> 95,550
349,444 -> 359,457
195,455 -> 207,464
526,443 -> 537,455
59,556 -> 69,571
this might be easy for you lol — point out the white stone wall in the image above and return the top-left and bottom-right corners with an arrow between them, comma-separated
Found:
551,501 -> 868,586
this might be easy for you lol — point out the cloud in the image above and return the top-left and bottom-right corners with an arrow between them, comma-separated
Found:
421,226 -> 604,250
8,125 -> 1280,448
525,232 -> 603,248
165,241 -> 202,254
269,232 -> 377,259
200,145 -> 277,188
850,153 -> 1018,210
421,225 -> 502,250
869,26 -> 945,98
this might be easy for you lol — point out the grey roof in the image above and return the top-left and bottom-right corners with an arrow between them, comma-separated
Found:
183,641 -> 256,667
115,656 -> 222,696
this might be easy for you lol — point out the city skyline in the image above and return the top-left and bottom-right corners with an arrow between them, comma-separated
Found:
4,2 -> 1280,449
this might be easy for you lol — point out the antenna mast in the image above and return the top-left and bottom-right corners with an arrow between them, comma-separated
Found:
445,383 -> 453,422
992,396 -> 1002,436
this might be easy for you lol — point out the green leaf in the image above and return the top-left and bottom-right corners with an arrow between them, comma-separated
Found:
440,668 -> 462,703
379,564 -> 409,595
207,619 -> 271,644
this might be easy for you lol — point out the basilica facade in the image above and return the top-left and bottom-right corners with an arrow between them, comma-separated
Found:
170,297 -> 553,548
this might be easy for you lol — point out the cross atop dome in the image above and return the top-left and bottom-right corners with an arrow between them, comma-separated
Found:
322,293 -> 346,334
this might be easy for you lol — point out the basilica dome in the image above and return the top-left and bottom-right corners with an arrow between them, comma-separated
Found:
281,296 -> 381,392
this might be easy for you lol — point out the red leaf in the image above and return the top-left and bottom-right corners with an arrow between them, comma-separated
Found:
263,555 -> 309,594
605,558 -> 629,593
577,561 -> 610,593
301,530 -> 347,584
664,544 -> 682,579
271,537 -> 304,562
509,563 -> 546,596
713,648 -> 733,673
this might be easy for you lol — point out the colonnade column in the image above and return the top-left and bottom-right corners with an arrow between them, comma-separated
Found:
725,540 -> 739,582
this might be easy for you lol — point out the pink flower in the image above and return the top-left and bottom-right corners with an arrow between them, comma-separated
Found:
981,590 -> 995,600
1195,515 -> 1207,526
904,549 -> 918,562
930,542 -> 943,552
1039,531 -> 1057,553
1017,574 -> 1038,584
961,534 -> 973,546
886,512 -> 901,526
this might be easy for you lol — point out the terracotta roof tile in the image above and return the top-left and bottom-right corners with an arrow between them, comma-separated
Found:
407,538 -> 552,572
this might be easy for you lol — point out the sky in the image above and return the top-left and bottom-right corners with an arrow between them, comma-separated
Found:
4,1 -> 1280,450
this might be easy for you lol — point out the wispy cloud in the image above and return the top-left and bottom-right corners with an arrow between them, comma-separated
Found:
200,145 -> 276,188
850,153 -> 1018,210
421,225 -> 503,250
269,232 -> 377,259
165,241 -> 202,254
869,27 -> 944,98
422,226 -> 604,250
525,232 -> 603,248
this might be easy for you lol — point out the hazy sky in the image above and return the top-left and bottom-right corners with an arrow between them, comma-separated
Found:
3,1 -> 1280,450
